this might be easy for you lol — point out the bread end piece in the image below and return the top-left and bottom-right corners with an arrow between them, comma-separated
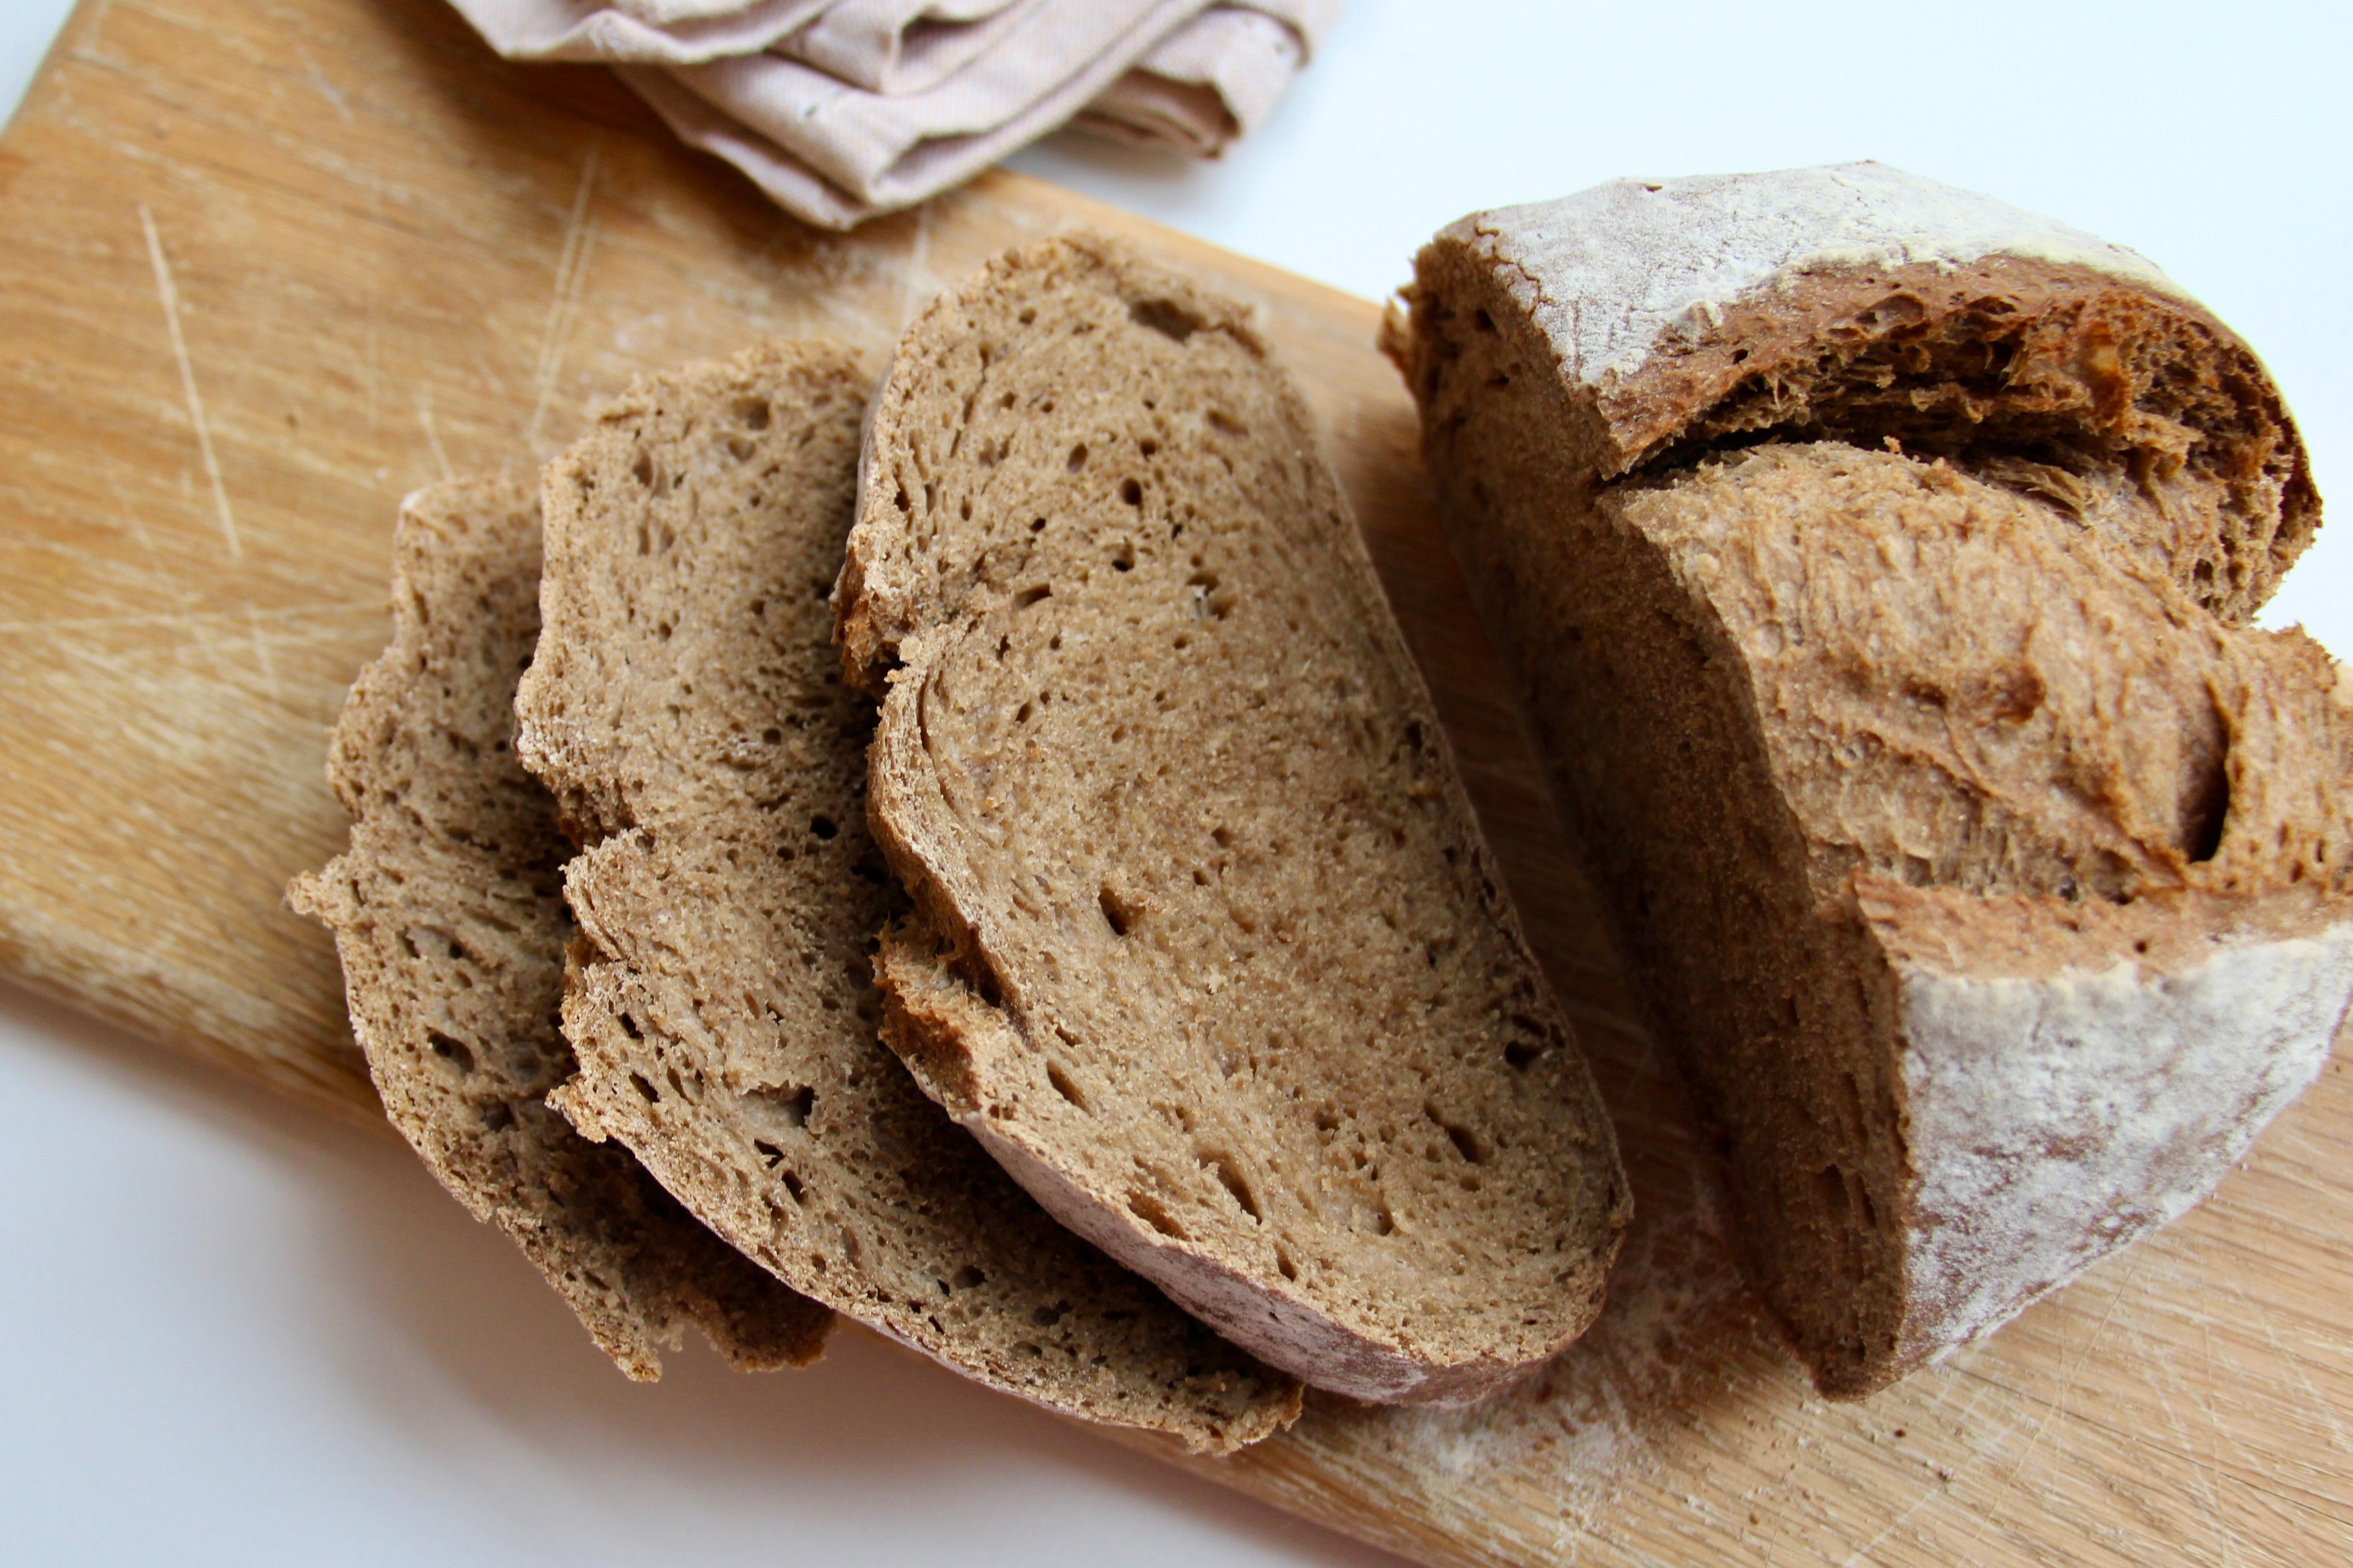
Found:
1398,164 -> 2346,1395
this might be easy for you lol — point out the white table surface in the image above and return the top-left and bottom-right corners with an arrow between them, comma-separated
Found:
3,4 -> 2347,1565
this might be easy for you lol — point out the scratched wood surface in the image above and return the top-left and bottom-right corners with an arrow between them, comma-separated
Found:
2,2 -> 2348,1563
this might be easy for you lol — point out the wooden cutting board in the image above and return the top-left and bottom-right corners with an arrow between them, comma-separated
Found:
2,3 -> 2346,1563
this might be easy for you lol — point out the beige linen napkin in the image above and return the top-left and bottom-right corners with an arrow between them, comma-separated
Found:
789,0 -> 1041,94
445,0 -> 1336,227
446,0 -> 834,63
1077,5 -> 1314,155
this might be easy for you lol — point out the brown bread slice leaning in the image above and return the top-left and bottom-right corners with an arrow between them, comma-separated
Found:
838,233 -> 1631,1405
1389,161 -> 2353,1397
288,476 -> 831,1380
512,340 -> 1299,1452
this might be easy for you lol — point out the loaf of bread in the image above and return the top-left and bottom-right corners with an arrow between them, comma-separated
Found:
289,476 -> 831,1379
839,232 -> 1630,1404
1389,163 -> 2352,1395
513,339 -> 1301,1451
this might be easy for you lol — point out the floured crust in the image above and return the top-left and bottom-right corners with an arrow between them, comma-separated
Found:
843,231 -> 1629,1404
288,476 -> 831,1380
1867,882 -> 2352,1362
1394,163 -> 2344,1396
513,340 -> 1300,1451
1406,166 -> 2315,624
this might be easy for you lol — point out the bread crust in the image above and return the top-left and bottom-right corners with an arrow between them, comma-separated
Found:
844,233 -> 1629,1403
1394,164 -> 2348,1395
1405,163 -> 2315,625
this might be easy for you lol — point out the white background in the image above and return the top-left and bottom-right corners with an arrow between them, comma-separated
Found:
3,3 -> 2347,1565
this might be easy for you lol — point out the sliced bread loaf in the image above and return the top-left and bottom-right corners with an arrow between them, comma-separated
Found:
288,476 -> 831,1380
512,340 -> 1300,1451
838,233 -> 1631,1405
1390,162 -> 2352,1395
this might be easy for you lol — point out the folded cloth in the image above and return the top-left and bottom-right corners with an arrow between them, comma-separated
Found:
446,0 -> 833,63
664,1 -> 1193,196
444,0 -> 1048,73
788,0 -> 1039,95
611,0 -> 789,19
445,0 -> 1338,227
1074,5 -> 1311,156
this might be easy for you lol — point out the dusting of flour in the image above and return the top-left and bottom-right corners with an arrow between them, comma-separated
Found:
1440,161 -> 2183,388
1901,921 -> 2353,1357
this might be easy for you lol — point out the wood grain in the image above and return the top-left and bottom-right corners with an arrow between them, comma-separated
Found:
1,2 -> 2346,1564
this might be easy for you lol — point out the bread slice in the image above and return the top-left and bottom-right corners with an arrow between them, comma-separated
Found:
1389,161 -> 2352,1396
837,233 -> 1631,1405
512,340 -> 1300,1452
288,476 -> 831,1380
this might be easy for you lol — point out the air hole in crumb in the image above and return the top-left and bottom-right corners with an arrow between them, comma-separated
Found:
1815,1164 -> 1853,1220
1428,1106 -> 1489,1164
1128,1191 -> 1186,1239
1207,1155 -> 1261,1221
734,398 -> 771,430
1018,307 -> 1036,325
1029,516 -> 1047,533
630,1071 -> 659,1103
810,816 -> 838,840
1359,1202 -> 1394,1237
777,1085 -> 815,1127
1067,443 -> 1088,472
1129,297 -> 1201,342
1275,1249 -> 1298,1281
426,1031 -> 475,1074
631,453 -> 655,487
1031,1301 -> 1067,1326
617,1012 -> 643,1040
2184,739 -> 2231,864
1098,883 -> 1138,937
1503,1038 -> 1542,1069
1120,478 -> 1144,507
1139,438 -> 1159,457
1112,549 -> 1134,572
951,1265 -> 987,1291
754,1139 -> 785,1168
780,1171 -> 806,1204
1207,409 -> 1245,438
1015,584 -> 1052,610
727,435 -> 757,462
1047,1061 -> 1089,1110
1015,700 -> 1034,725
479,1101 -> 515,1133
